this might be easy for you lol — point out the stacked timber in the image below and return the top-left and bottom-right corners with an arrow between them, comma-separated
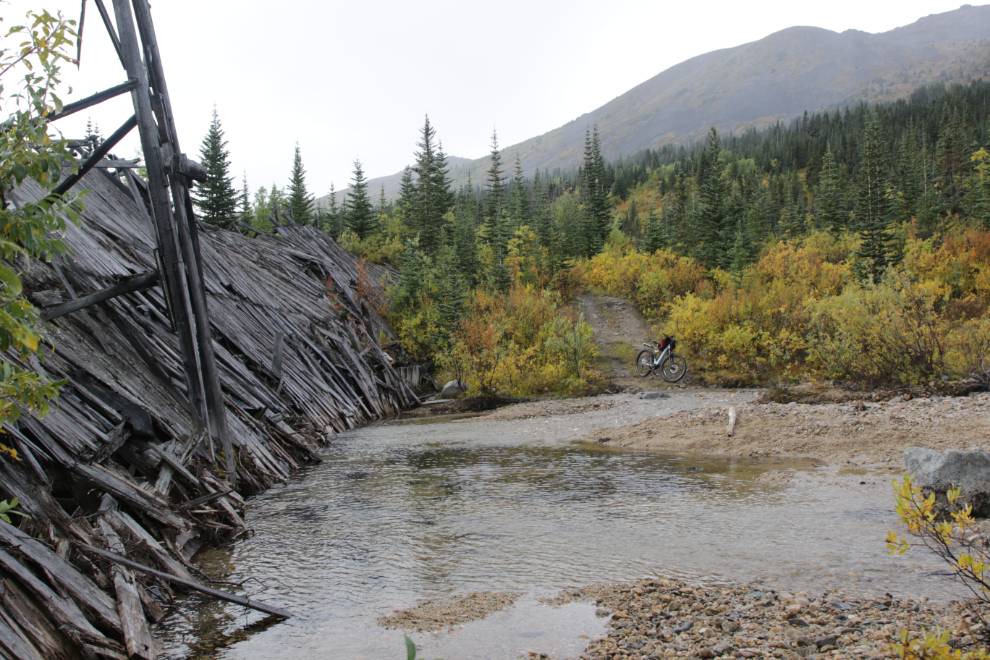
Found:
0,166 -> 418,659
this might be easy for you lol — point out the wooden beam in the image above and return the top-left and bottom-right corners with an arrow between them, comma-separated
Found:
46,114 -> 136,203
77,545 -> 294,619
41,270 -> 158,322
46,79 -> 138,123
112,0 -> 208,429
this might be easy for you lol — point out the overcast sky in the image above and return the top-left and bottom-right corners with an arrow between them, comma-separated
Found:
5,0 -> 981,198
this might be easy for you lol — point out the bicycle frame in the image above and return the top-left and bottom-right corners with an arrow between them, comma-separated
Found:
642,342 -> 671,371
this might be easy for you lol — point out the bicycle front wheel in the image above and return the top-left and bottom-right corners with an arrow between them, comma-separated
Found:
635,349 -> 655,377
659,354 -> 687,382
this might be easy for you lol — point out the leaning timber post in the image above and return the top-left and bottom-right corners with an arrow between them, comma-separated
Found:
110,0 -> 209,430
129,0 -> 238,480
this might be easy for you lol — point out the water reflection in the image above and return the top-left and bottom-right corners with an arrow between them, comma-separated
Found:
160,414 -> 951,659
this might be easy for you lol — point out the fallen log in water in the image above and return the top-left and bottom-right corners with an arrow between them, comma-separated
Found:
0,167 -> 420,658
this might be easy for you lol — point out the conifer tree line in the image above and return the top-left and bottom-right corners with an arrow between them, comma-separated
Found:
191,79 -> 990,286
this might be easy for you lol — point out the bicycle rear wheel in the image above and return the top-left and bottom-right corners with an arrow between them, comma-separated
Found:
659,354 -> 687,382
635,349 -> 655,376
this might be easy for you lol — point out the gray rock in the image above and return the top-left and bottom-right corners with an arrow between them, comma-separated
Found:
785,628 -> 814,646
721,619 -> 741,633
439,379 -> 468,398
904,447 -> 990,494
815,635 -> 838,648
712,641 -> 735,656
639,391 -> 669,400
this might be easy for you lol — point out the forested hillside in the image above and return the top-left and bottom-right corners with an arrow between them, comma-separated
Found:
315,79 -> 990,393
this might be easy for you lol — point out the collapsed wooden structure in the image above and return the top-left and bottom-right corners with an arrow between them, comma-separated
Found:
0,1 -> 419,658
3,166 -> 416,659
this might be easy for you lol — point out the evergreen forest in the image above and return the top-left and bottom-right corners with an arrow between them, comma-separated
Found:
197,80 -> 990,394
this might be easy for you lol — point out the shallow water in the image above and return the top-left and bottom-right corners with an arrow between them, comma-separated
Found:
161,407 -> 952,660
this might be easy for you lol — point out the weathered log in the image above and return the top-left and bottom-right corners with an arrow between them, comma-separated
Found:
78,546 -> 294,619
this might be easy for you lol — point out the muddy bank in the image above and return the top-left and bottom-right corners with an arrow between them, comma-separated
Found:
587,392 -> 990,466
552,577 -> 979,660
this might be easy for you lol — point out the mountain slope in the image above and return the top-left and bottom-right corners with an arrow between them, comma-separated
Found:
320,4 -> 990,206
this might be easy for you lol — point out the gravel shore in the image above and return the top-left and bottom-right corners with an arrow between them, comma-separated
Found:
550,577 -> 980,660
589,392 -> 990,465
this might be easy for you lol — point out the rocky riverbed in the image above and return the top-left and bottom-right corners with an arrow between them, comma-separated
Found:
548,577 -> 981,660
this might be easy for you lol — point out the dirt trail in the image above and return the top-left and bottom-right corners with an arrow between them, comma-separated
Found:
577,293 -> 670,392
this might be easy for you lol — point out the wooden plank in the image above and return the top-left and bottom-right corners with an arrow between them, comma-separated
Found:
0,521 -> 120,634
0,550 -> 102,638
0,578 -> 73,660
71,463 -> 188,530
98,520 -> 155,660
0,605 -> 44,660
77,546 -> 293,619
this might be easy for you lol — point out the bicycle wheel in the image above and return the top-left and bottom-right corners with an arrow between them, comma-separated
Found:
659,354 -> 687,382
635,349 -> 655,376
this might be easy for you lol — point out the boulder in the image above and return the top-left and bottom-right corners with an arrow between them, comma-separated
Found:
440,379 -> 468,398
904,447 -> 990,516
904,448 -> 990,493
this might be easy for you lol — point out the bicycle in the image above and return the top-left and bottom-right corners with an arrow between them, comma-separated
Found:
635,335 -> 688,382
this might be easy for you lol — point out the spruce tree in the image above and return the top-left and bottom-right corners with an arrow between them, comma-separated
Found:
193,106 -> 239,228
581,125 -> 610,255
816,144 -> 845,232
345,160 -> 376,240
239,172 -> 252,227
288,142 -> 314,225
323,183 -> 342,237
642,207 -> 665,254
532,169 -> 553,250
452,197 -> 479,286
693,127 -> 730,267
485,130 -> 506,221
510,156 -> 529,229
398,166 -> 416,213
854,114 -> 901,282
935,107 -> 968,216
377,185 -> 388,215
410,116 -> 454,255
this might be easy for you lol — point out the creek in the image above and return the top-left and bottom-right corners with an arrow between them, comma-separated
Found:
161,397 -> 951,659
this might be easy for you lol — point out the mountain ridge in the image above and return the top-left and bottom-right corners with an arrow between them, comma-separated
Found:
318,4 -> 990,208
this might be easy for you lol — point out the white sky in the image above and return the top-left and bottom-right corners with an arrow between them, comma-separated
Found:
4,0 -> 981,197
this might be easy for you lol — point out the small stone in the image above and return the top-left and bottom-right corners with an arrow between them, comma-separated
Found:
785,628 -> 814,646
722,620 -> 741,633
712,641 -> 736,656
816,635 -> 838,648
